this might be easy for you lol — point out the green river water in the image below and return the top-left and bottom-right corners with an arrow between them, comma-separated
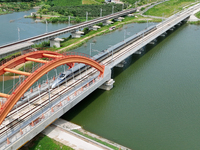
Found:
62,23 -> 200,150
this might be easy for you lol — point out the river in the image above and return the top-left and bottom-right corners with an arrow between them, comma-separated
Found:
1,9 -> 200,150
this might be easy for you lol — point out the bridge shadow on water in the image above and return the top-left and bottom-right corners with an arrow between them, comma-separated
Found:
112,22 -> 187,79
61,22 -> 186,121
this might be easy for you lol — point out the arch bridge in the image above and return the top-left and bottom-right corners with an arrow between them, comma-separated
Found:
0,51 -> 105,126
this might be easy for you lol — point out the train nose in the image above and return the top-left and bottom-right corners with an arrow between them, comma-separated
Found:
51,82 -> 57,89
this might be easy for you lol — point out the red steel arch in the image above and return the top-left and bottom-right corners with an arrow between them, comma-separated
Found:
0,51 -> 63,76
0,54 -> 105,125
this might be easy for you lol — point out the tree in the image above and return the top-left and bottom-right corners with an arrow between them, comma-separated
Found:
42,8 -> 48,14
75,17 -> 81,23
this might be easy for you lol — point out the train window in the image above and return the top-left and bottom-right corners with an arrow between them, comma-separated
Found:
59,73 -> 65,78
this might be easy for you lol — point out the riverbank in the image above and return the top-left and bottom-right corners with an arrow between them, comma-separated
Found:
19,133 -> 73,150
43,118 -> 130,150
20,118 -> 130,150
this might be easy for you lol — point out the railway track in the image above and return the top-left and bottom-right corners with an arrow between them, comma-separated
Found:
0,4 -> 198,145
0,68 -> 98,140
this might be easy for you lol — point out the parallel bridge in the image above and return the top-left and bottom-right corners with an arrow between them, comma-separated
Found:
0,8 -> 136,59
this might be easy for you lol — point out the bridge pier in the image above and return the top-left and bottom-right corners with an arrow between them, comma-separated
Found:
89,25 -> 101,31
149,39 -> 157,45
50,38 -> 64,48
160,32 -> 167,37
176,22 -> 182,26
71,31 -> 84,38
3,66 -> 112,150
115,60 -> 126,68
99,79 -> 115,90
128,14 -> 134,17
103,20 -> 114,26
169,27 -> 175,31
114,17 -> 124,22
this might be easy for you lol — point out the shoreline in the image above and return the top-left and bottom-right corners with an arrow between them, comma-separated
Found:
21,118 -> 131,150
44,118 -> 131,150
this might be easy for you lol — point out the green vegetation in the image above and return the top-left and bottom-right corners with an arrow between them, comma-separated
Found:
195,11 -> 200,19
0,52 -> 21,69
82,0 -> 99,4
45,4 -> 125,17
0,1 -> 40,15
49,0 -> 82,6
144,0 -> 196,17
32,41 -> 50,48
189,21 -> 200,25
121,0 -> 158,7
18,62 -> 34,72
72,129 -> 118,150
94,0 -> 105,3
20,133 -> 73,150
47,16 -> 82,23
57,15 -> 161,52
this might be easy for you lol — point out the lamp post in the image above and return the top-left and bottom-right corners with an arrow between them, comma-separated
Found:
90,43 -> 95,56
86,12 -> 88,22
108,45 -> 113,63
112,6 -> 114,14
124,29 -> 126,41
122,3 -> 124,11
46,20 -> 48,33
146,19 -> 148,28
68,16 -> 70,26
18,27 -> 20,41
100,8 -> 102,17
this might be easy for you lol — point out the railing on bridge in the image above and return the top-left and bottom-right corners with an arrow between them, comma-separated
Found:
0,74 -> 102,150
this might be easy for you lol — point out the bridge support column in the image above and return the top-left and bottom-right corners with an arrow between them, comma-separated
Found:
116,17 -> 124,22
149,39 -> 157,45
134,47 -> 145,55
71,31 -> 84,38
89,25 -> 101,31
50,38 -> 64,48
99,79 -> 115,90
128,14 -> 134,17
160,32 -> 167,37
169,27 -> 175,31
115,60 -> 126,68
176,22 -> 182,26
103,20 -> 114,26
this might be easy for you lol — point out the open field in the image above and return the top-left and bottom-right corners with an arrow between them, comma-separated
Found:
144,0 -> 196,17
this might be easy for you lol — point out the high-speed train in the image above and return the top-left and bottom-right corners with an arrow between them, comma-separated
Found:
51,25 -> 157,89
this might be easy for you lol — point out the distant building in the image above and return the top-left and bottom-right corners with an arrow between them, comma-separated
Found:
105,0 -> 122,3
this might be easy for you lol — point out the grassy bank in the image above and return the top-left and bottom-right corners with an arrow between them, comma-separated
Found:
56,15 -> 161,53
195,11 -> 200,19
20,133 -> 73,150
72,129 -> 118,150
188,21 -> 200,25
32,15 -> 161,53
144,0 -> 196,17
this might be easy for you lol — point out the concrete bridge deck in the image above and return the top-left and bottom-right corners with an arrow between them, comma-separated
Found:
1,3 -> 200,150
